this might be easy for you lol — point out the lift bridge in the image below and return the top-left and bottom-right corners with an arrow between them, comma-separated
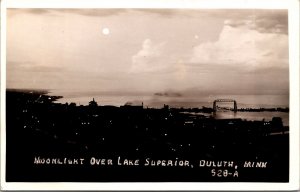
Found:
213,99 -> 237,112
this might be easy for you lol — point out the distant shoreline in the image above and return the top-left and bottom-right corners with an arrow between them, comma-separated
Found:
6,88 -> 289,112
6,88 -> 49,95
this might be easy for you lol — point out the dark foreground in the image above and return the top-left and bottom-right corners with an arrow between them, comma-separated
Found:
6,90 -> 289,182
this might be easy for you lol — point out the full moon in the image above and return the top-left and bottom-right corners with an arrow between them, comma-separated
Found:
102,28 -> 110,35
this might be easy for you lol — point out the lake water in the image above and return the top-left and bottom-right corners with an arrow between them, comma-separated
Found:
205,111 -> 288,126
48,90 -> 289,126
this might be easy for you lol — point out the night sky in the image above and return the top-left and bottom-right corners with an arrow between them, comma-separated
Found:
7,9 -> 289,96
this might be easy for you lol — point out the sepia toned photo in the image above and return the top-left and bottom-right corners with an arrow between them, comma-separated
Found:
2,3 -> 299,190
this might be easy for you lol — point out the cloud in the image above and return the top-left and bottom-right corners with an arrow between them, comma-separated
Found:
154,91 -> 182,97
224,10 -> 288,34
190,24 -> 288,70
8,8 -> 51,14
130,39 -> 167,73
8,8 -> 127,17
63,9 -> 127,17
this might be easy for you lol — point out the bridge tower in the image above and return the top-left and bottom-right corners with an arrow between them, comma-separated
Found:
213,99 -> 237,112
234,100 -> 237,111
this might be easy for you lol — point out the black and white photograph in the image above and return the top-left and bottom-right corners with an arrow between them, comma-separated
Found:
1,0 -> 299,190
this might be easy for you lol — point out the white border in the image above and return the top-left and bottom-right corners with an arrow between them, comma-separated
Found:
1,0 -> 299,191
2,0 -> 294,9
